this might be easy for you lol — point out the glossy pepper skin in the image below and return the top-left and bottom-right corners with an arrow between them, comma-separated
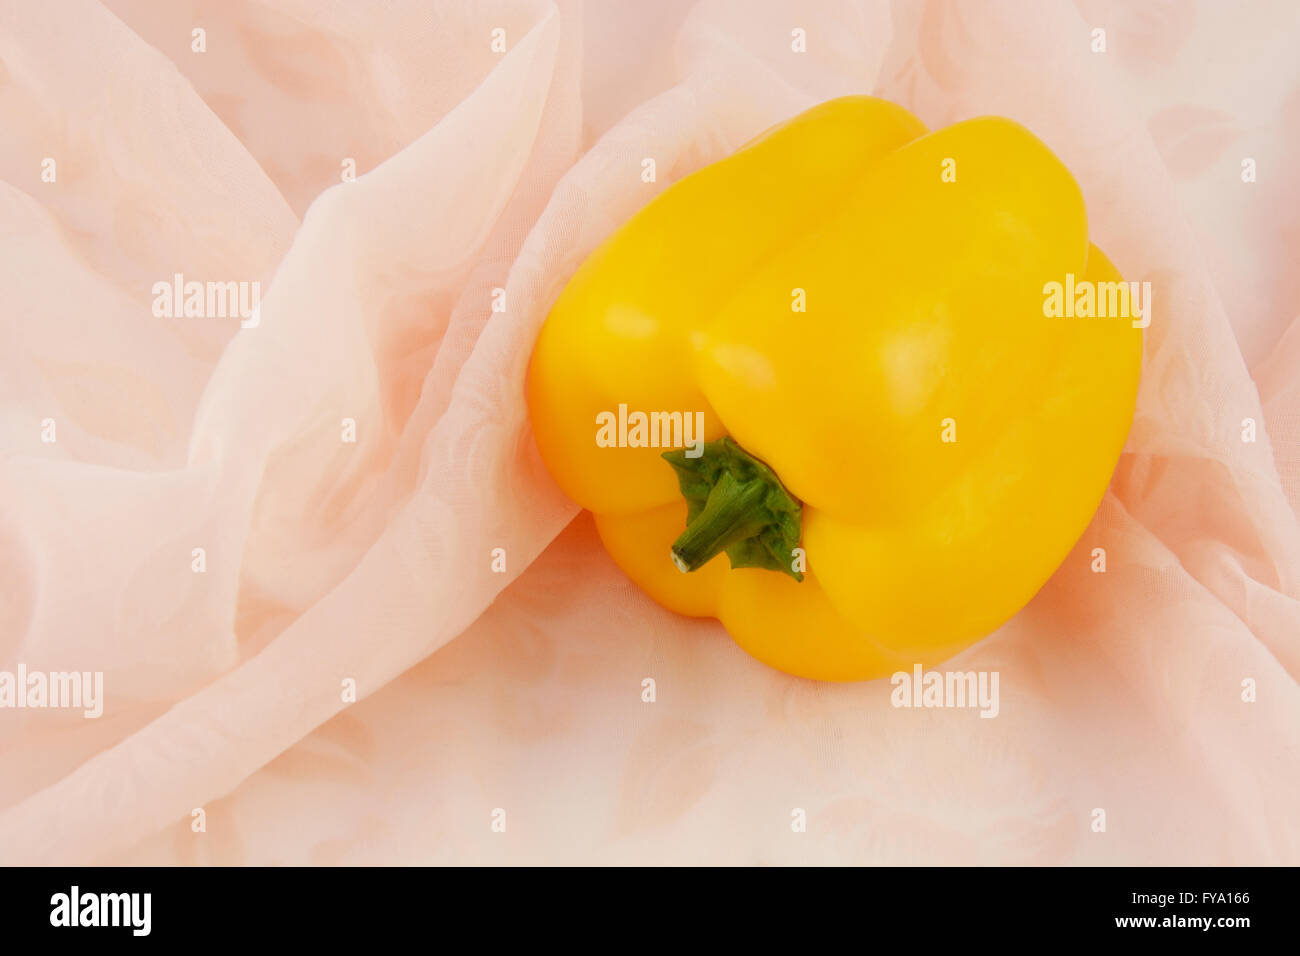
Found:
527,96 -> 1143,681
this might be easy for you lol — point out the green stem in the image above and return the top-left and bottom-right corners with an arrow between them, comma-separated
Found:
662,438 -> 804,581
669,471 -> 770,572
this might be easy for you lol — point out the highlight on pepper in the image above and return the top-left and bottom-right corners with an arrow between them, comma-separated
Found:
527,96 -> 1144,682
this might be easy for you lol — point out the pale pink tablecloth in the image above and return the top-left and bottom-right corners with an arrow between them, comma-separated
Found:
1,0 -> 1297,865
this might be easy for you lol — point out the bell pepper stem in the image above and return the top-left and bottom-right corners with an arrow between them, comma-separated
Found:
662,437 -> 804,581
670,471 -> 770,572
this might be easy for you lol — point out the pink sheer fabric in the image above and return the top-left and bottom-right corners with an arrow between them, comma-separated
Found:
1,0 -> 1296,864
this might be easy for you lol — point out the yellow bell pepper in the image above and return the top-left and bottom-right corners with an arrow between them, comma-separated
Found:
527,96 -> 1143,681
